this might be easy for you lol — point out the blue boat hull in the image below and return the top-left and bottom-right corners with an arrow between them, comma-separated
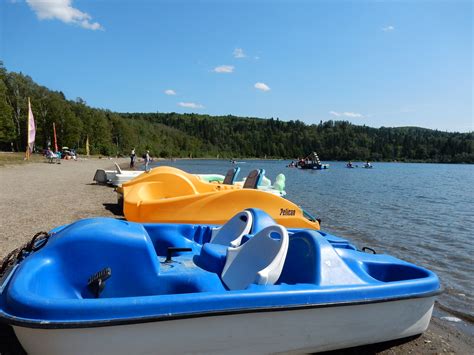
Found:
0,209 -> 439,353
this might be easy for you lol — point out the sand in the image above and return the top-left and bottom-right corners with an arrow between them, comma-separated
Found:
0,158 -> 472,354
0,158 -> 127,257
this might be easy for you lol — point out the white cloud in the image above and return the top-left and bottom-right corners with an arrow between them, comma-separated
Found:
343,112 -> 363,118
254,82 -> 270,92
330,111 -> 364,118
178,102 -> 204,109
164,89 -> 176,95
213,65 -> 234,73
233,48 -> 246,58
382,25 -> 395,32
26,0 -> 103,30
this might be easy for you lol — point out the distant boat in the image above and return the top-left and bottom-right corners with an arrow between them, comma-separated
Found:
297,152 -> 329,170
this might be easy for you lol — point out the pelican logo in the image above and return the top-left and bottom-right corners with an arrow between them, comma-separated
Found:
280,208 -> 296,216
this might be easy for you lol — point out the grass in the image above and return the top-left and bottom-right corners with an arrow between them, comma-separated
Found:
0,152 -> 45,167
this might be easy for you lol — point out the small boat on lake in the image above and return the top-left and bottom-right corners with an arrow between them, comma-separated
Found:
0,209 -> 440,354
297,152 -> 329,170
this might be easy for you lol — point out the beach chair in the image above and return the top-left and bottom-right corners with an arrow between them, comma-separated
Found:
222,167 -> 240,185
45,151 -> 60,164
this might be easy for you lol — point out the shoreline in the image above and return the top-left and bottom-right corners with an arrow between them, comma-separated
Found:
0,159 -> 472,353
1,152 -> 473,166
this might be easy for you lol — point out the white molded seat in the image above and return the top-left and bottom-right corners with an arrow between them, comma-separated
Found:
210,210 -> 253,247
221,225 -> 289,290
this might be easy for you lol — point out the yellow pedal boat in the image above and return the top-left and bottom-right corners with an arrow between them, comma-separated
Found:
121,166 -> 320,229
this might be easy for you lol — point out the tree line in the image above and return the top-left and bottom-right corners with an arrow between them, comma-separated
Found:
1,63 -> 472,163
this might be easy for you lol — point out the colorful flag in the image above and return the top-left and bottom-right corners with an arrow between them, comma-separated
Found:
27,98 -> 36,154
25,98 -> 36,159
53,122 -> 58,153
86,135 -> 90,156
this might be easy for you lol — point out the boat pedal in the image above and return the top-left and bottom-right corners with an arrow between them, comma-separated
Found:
88,267 -> 112,298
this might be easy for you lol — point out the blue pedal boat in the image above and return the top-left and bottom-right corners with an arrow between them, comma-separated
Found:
0,209 -> 440,354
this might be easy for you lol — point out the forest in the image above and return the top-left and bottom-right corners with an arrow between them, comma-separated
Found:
1,63 -> 472,163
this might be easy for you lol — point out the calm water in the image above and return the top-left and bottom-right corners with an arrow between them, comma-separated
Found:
151,159 -> 474,323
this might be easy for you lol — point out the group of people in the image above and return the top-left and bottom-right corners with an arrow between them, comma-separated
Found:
346,161 -> 372,168
130,149 -> 151,171
44,148 -> 77,163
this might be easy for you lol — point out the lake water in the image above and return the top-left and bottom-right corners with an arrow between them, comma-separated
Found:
151,159 -> 474,324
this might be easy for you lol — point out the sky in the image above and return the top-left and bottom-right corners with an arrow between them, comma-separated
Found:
1,0 -> 472,132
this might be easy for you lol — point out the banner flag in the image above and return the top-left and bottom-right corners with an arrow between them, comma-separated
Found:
26,98 -> 36,158
53,122 -> 58,153
86,135 -> 90,156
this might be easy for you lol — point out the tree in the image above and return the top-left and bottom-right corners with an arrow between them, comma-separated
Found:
0,78 -> 14,148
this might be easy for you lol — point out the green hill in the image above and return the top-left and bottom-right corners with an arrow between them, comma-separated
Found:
1,63 -> 472,163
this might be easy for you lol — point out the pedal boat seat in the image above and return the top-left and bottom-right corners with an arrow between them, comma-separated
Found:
222,167 -> 240,185
210,210 -> 252,247
242,169 -> 265,189
221,225 -> 289,290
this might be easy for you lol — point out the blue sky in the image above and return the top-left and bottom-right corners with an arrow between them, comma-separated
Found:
1,0 -> 472,132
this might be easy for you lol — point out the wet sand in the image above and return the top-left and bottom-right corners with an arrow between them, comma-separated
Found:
0,158 -> 472,354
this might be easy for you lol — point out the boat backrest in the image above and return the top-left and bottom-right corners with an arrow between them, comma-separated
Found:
246,208 -> 277,235
210,210 -> 253,247
221,225 -> 289,290
272,174 -> 286,191
114,162 -> 123,174
93,169 -> 108,183
278,230 -> 366,286
242,169 -> 264,189
223,167 -> 240,185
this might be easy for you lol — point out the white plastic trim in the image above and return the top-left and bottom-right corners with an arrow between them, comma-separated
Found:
210,211 -> 253,247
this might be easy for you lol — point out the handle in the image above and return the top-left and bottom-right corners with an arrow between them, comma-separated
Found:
362,247 -> 376,254
165,247 -> 192,263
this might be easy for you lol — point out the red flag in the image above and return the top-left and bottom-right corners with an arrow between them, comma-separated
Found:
53,122 -> 58,153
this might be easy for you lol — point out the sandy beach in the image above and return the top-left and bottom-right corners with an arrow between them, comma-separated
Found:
0,158 -> 472,354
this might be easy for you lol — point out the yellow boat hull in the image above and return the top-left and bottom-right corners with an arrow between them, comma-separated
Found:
121,166 -> 240,193
121,166 -> 320,229
124,189 -> 319,229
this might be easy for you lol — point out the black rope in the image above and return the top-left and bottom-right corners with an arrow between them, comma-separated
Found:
0,231 -> 50,277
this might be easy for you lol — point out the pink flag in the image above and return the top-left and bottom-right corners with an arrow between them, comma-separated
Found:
53,122 -> 58,153
27,98 -> 36,153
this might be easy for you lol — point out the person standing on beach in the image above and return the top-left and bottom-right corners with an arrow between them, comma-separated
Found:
144,150 -> 151,172
130,148 -> 136,168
